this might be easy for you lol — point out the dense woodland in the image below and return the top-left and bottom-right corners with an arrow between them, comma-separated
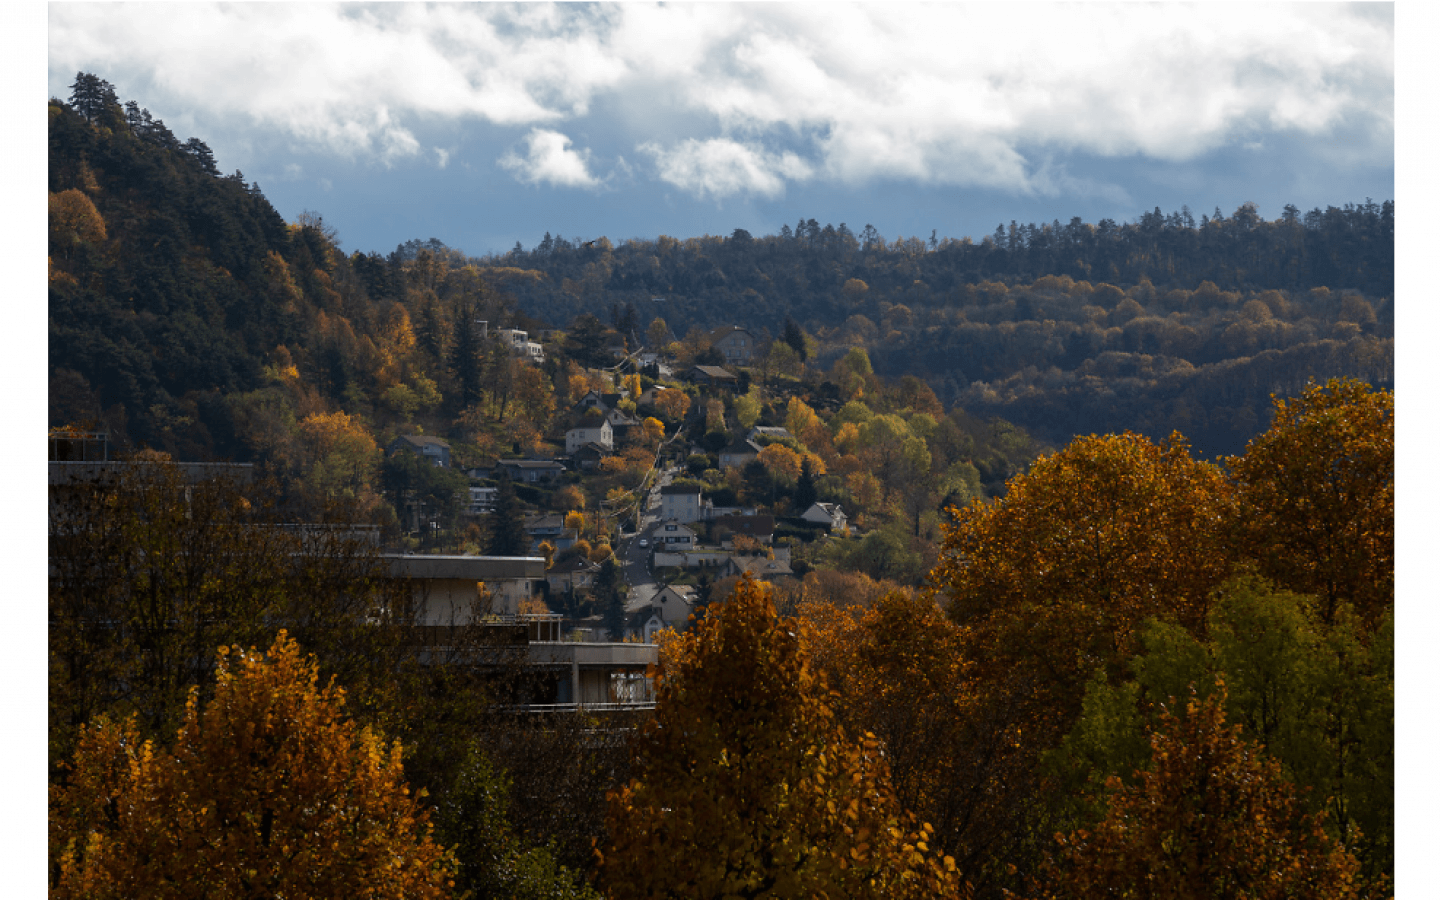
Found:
50,75 -> 1393,899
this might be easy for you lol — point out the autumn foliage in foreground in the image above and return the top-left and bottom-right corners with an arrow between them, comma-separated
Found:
1027,682 -> 1363,900
49,632 -> 456,899
600,577 -> 965,899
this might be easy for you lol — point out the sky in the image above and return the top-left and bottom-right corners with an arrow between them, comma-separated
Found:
45,2 -> 1396,259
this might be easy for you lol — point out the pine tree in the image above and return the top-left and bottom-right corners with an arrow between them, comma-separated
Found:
783,316 -> 808,362
68,72 -> 118,124
596,557 -> 625,640
450,300 -> 483,410
484,472 -> 528,557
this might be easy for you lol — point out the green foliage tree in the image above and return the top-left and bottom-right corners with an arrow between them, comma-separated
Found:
435,747 -> 600,900
1050,574 -> 1393,887
1028,684 -> 1363,900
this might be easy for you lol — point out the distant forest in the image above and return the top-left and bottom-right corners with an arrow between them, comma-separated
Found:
50,75 -> 1391,460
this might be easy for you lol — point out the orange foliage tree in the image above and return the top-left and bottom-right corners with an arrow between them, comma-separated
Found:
600,578 -> 964,899
50,632 -> 455,899
934,431 -> 1237,704
1227,378 -> 1393,625
799,591 -> 977,856
1028,683 -> 1363,900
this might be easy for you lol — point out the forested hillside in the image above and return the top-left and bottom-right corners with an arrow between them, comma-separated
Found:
50,76 -> 1391,465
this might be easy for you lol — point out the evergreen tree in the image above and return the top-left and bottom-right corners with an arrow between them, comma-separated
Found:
596,557 -> 625,640
484,472 -> 528,557
450,300 -> 483,409
783,316 -> 808,362
68,72 -> 118,124
795,456 -> 819,511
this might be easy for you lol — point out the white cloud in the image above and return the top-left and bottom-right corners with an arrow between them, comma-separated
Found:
500,129 -> 600,188
641,138 -> 812,199
435,148 -> 451,169
48,3 -> 1392,197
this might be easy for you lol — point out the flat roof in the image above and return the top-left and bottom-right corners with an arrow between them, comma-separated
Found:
383,554 -> 546,580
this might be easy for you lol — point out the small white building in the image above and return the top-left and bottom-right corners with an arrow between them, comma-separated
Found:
654,522 -> 699,547
566,419 -> 614,455
497,328 -> 546,362
659,483 -> 703,523
800,501 -> 849,534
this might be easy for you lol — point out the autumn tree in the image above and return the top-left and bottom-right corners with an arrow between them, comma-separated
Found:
1227,378 -> 1393,625
934,431 -> 1237,706
600,577 -> 964,899
49,189 -> 108,264
50,632 -> 456,899
1027,684 -> 1363,900
799,590 -> 980,862
652,388 -> 691,423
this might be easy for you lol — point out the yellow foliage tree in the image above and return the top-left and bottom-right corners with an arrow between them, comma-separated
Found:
934,431 -> 1236,702
297,410 -> 380,501
1227,378 -> 1393,625
758,443 -> 802,481
600,578 -> 964,899
49,189 -> 107,263
50,632 -> 456,899
786,396 -> 822,439
653,388 -> 692,422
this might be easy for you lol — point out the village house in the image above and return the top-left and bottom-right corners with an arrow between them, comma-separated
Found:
566,418 -> 613,454
708,326 -> 758,367
710,513 -> 775,548
653,521 -> 699,548
687,365 -> 738,390
496,458 -> 565,483
659,483 -> 704,523
387,434 -> 452,468
545,554 -> 600,595
496,328 -> 545,363
748,425 -> 794,444
800,501 -> 849,534
571,442 -> 614,471
718,437 -> 763,469
467,486 -> 498,516
721,555 -> 795,583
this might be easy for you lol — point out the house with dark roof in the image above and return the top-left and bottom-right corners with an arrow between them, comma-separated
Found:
659,483 -> 704,523
388,434 -> 452,468
708,326 -> 758,366
718,437 -> 763,469
546,554 -> 600,595
800,501 -> 849,534
571,442 -> 614,471
566,419 -> 613,454
687,365 -> 738,389
721,555 -> 794,582
710,513 -> 775,547
496,458 -> 565,483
